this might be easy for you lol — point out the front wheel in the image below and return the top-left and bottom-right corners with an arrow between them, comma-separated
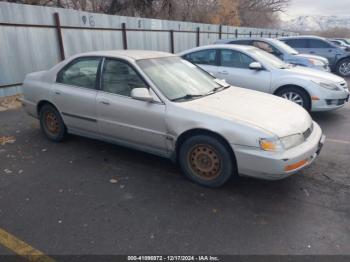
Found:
276,87 -> 311,111
335,58 -> 350,77
179,135 -> 236,187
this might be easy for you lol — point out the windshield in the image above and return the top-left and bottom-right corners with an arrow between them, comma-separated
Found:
270,39 -> 299,55
250,48 -> 290,69
137,56 -> 226,101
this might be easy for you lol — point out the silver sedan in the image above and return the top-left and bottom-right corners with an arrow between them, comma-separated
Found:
23,51 -> 325,187
179,45 -> 349,112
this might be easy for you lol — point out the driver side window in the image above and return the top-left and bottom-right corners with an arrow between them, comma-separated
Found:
252,41 -> 282,58
101,59 -> 146,97
220,49 -> 255,69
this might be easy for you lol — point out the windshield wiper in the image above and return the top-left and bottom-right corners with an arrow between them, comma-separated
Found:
206,85 -> 230,95
171,94 -> 204,102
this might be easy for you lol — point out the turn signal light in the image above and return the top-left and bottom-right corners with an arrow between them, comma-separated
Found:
284,159 -> 308,172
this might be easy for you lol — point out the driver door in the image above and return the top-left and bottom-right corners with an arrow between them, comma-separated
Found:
216,49 -> 271,93
96,58 -> 168,154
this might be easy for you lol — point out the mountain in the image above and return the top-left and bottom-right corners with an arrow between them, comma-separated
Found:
284,15 -> 350,31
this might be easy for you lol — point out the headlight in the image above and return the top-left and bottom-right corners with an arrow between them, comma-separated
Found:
260,134 -> 304,152
280,134 -> 305,150
308,59 -> 324,66
311,80 -> 341,91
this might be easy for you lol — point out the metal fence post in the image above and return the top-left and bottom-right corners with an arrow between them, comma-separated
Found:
276,32 -> 278,38
219,25 -> 222,39
260,32 -> 263,37
196,27 -> 200,47
170,30 -> 174,53
122,23 -> 128,50
249,31 -> 252,37
235,29 -> 238,38
269,32 -> 271,38
54,12 -> 65,61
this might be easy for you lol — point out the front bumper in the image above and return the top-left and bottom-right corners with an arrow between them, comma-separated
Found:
311,90 -> 349,112
233,121 -> 324,180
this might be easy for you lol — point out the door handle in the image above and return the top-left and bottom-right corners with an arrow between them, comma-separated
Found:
53,90 -> 61,95
309,51 -> 315,54
100,100 -> 110,105
220,71 -> 229,75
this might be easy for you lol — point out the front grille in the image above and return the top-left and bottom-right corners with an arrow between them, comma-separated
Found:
303,123 -> 313,140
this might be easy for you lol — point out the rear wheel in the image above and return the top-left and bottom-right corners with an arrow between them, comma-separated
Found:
335,58 -> 350,77
179,135 -> 236,187
39,104 -> 66,142
276,86 -> 311,111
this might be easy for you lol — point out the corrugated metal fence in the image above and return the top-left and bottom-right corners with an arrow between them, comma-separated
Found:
0,2 -> 297,97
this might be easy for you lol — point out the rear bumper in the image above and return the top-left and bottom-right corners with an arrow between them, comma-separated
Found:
21,98 -> 38,118
232,122 -> 324,180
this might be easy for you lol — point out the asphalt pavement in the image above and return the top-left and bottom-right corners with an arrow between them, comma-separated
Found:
0,85 -> 349,257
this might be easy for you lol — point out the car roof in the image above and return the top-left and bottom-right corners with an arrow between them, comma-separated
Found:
219,37 -> 276,42
179,44 -> 257,55
279,35 -> 326,41
71,50 -> 175,61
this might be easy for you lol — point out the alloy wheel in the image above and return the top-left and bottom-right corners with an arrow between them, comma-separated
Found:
281,92 -> 304,106
339,61 -> 350,76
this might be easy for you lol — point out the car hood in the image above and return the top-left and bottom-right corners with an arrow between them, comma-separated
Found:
283,66 -> 345,83
295,53 -> 329,64
178,87 -> 312,138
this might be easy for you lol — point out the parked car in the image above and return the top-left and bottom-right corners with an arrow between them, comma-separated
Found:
23,50 -> 325,187
179,45 -> 349,111
334,38 -> 350,45
215,37 -> 330,72
330,39 -> 350,51
279,36 -> 350,77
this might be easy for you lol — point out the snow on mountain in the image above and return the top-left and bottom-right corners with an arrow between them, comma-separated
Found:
284,15 -> 350,31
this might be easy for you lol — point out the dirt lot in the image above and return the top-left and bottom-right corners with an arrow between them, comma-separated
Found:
0,86 -> 349,257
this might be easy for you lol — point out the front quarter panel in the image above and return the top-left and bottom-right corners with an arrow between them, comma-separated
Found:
165,102 -> 273,153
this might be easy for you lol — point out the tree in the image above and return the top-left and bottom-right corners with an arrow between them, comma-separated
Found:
238,0 -> 290,28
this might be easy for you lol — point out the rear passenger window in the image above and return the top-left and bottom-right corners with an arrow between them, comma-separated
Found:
284,39 -> 308,48
309,40 -> 332,48
184,49 -> 217,65
57,58 -> 101,89
101,59 -> 146,97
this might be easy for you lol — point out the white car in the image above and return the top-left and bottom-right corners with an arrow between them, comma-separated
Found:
179,45 -> 349,112
23,50 -> 325,187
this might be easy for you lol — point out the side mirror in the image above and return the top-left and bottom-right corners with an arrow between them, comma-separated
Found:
249,62 -> 263,70
131,88 -> 154,102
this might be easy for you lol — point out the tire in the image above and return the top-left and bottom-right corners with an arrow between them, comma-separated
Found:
276,86 -> 311,111
39,104 -> 66,142
335,58 -> 350,77
178,135 -> 236,187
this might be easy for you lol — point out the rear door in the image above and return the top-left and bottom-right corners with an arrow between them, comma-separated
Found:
216,49 -> 271,93
53,57 -> 101,136
96,58 -> 168,154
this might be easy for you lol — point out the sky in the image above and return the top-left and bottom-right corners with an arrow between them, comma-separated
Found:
282,0 -> 350,20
